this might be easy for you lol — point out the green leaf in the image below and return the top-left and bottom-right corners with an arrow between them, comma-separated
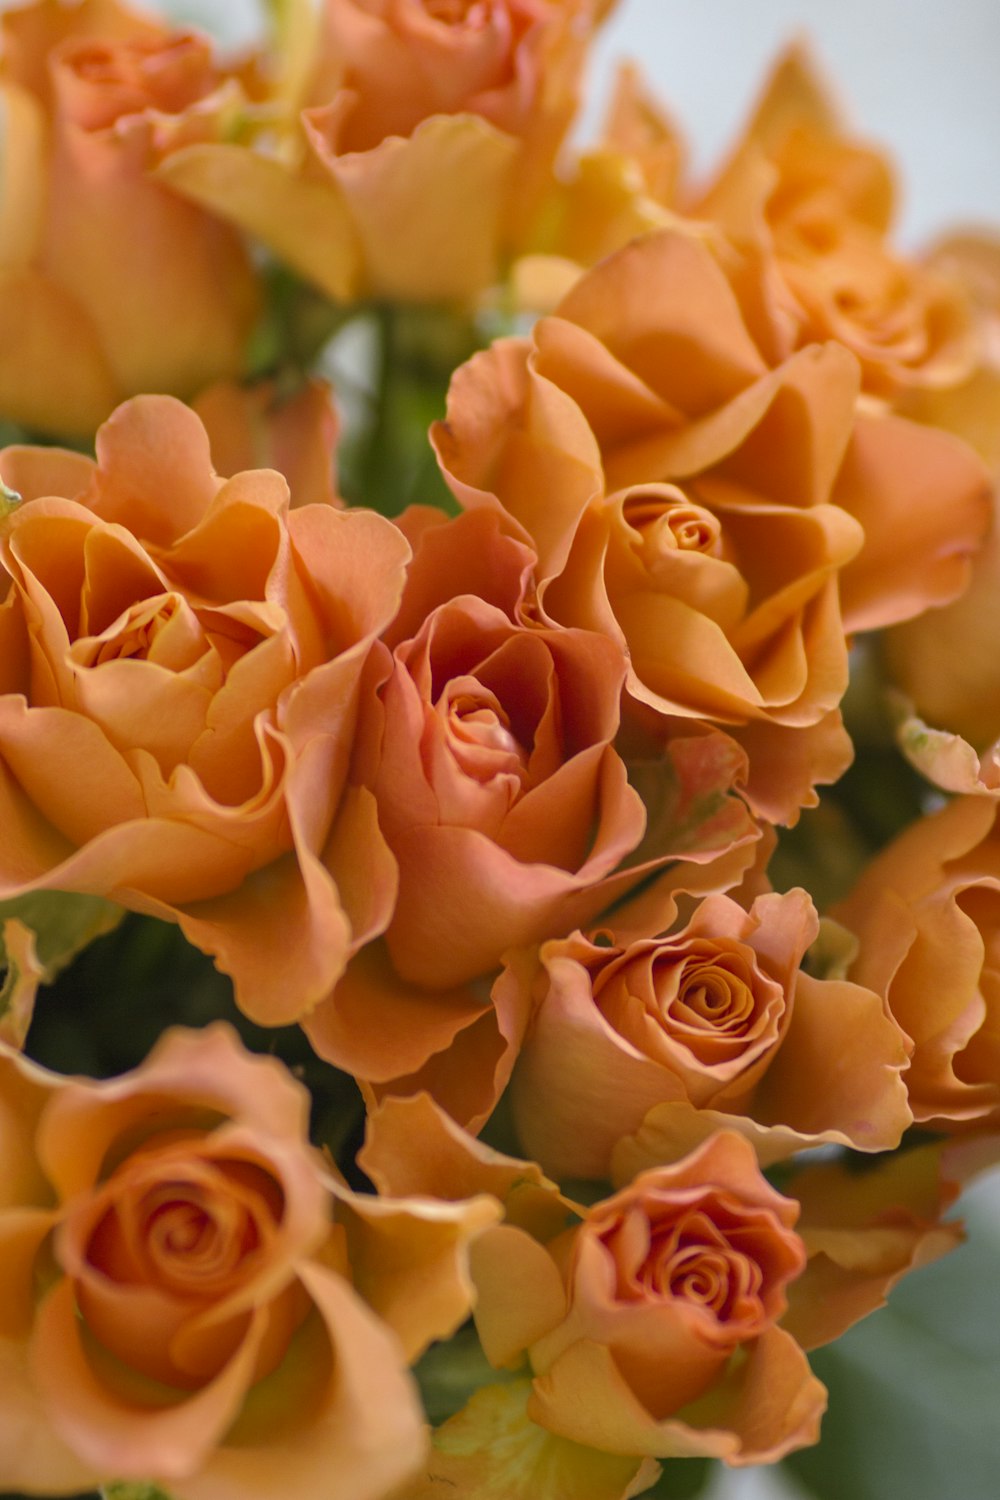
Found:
403,1379 -> 660,1500
0,892 -> 123,1047
784,1175 -> 1000,1500
0,892 -> 123,976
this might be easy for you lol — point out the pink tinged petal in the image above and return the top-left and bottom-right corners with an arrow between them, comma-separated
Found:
359,940 -> 538,1133
528,1326 -> 825,1464
384,749 -> 647,990
834,413 -> 991,633
386,506 -> 536,649
319,783 -> 398,952
193,379 -> 341,512
156,141 -> 362,304
305,110 -> 519,302
730,708 -> 853,827
333,1186 -> 500,1362
359,995 -> 522,1136
173,1263 -> 427,1500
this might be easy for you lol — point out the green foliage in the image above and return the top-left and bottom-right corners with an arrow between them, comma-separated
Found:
784,1175 -> 1000,1500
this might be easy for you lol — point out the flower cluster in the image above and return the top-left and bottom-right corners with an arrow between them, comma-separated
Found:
0,3 -> 995,1499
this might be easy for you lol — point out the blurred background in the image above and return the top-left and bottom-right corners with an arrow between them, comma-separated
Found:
170,0 -> 1000,242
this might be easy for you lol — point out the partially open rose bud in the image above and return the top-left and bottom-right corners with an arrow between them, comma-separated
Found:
470,1132 -> 826,1465
509,889 -> 911,1179
0,1024 -> 448,1500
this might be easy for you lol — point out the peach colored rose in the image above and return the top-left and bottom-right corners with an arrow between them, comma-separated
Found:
363,1097 -> 961,1496
0,394 -> 410,1025
509,888 -> 911,1180
0,0 -> 260,437
835,795 -> 1000,1127
693,46 -> 976,400
302,506 -> 762,1120
899,231 -> 1000,471
471,1132 -> 825,1466
356,505 -> 740,991
0,1024 -> 499,1499
158,0 -> 611,304
433,229 -> 990,823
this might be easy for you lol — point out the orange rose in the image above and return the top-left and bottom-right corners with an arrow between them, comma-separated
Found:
509,888 -> 911,1179
836,795 -> 1000,1128
0,0 -> 260,437
362,1096 -> 963,1496
0,395 -> 410,1025
158,0 -> 611,303
302,507 -> 760,1125
0,1024 -> 500,1499
694,46 -> 976,400
433,229 -> 990,821
321,507 -> 762,992
471,1132 -> 825,1466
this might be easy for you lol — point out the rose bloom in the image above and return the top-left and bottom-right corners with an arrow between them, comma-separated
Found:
306,503 -> 759,1014
836,795 -> 1000,1128
158,0 -> 612,303
508,888 -> 911,1180
471,1132 -> 825,1465
0,395 -> 409,1025
302,507 -> 760,1124
0,1024 -> 498,1500
0,0 -> 260,437
694,46 -> 976,401
434,228 -> 989,821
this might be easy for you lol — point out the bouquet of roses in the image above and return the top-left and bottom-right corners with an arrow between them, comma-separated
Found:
0,1 -> 998,1497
